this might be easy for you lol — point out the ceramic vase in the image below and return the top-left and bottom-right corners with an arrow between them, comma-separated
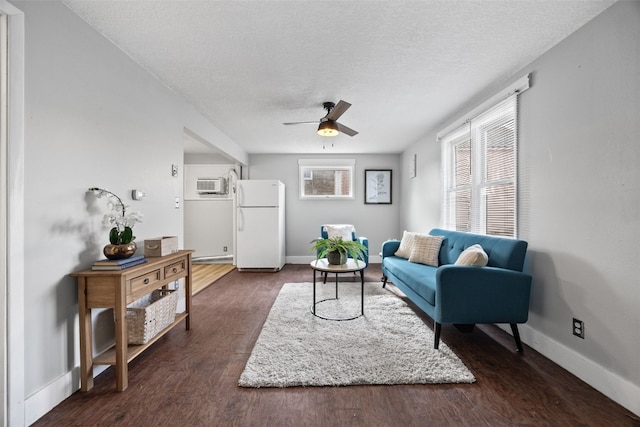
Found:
327,250 -> 346,265
103,242 -> 137,260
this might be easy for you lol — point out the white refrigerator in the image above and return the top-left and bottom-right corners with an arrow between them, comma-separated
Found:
235,180 -> 285,271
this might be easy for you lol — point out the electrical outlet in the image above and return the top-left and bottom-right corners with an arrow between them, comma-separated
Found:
223,246 -> 228,252
573,318 -> 584,339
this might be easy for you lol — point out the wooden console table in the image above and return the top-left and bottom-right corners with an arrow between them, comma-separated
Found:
71,250 -> 193,391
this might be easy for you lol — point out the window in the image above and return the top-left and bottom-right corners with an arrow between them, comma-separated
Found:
298,159 -> 355,200
440,86 -> 525,238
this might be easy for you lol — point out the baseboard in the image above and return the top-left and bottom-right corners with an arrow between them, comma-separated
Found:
25,365 -> 108,425
25,369 -> 76,425
504,323 -> 640,417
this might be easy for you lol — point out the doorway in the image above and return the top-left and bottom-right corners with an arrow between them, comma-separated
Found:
182,129 -> 239,265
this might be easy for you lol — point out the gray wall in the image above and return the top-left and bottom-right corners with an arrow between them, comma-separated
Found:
247,153 -> 402,261
401,1 -> 640,415
11,1 -> 246,423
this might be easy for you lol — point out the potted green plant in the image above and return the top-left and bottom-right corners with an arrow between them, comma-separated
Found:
310,236 -> 367,265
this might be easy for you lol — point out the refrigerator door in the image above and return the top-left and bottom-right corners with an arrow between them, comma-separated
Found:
236,206 -> 283,269
237,180 -> 281,207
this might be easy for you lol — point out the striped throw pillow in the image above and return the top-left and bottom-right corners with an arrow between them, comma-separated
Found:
408,235 -> 443,267
394,231 -> 428,259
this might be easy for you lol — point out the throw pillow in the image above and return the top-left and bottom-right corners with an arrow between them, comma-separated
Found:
408,235 -> 443,267
324,224 -> 354,241
454,244 -> 489,267
394,231 -> 425,259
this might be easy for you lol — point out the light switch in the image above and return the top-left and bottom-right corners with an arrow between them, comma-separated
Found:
175,197 -> 180,208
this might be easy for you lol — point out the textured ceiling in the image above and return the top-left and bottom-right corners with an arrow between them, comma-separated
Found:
62,0 -> 616,156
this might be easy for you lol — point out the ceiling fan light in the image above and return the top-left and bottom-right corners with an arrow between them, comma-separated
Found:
317,120 -> 339,137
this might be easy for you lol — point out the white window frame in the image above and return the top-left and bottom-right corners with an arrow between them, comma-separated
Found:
439,75 -> 529,238
298,158 -> 355,200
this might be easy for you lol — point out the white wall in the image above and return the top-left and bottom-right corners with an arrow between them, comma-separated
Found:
11,1 -> 246,424
183,164 -> 235,258
247,153 -> 402,262
402,1 -> 640,416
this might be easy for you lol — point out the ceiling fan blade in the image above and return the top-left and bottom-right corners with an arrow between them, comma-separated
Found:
336,122 -> 358,137
326,100 -> 351,121
283,121 -> 319,125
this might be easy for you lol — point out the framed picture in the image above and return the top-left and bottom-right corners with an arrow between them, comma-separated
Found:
365,169 -> 392,204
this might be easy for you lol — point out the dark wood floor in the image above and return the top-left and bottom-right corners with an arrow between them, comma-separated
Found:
35,264 -> 639,426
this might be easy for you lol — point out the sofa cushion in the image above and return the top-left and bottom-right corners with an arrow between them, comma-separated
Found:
455,244 -> 489,266
408,235 -> 443,267
429,228 -> 528,271
394,230 -> 429,259
324,224 -> 355,241
383,256 -> 437,305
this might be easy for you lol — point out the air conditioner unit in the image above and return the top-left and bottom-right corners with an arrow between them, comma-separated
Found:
196,178 -> 227,194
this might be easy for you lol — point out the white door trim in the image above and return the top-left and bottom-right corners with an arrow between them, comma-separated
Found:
0,1 -> 25,426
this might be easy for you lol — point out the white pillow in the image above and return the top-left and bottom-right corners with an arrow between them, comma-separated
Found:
394,231 -> 428,259
324,224 -> 354,241
455,244 -> 488,267
408,235 -> 443,267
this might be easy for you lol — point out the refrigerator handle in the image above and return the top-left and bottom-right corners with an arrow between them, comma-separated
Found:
237,208 -> 243,231
237,184 -> 243,207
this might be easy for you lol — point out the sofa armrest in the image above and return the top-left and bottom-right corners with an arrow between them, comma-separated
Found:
357,236 -> 369,265
435,265 -> 532,324
381,240 -> 400,258
357,236 -> 369,250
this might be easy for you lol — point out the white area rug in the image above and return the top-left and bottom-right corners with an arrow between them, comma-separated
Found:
238,282 -> 475,387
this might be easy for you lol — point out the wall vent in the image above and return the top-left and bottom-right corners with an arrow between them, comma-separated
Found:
196,178 -> 227,194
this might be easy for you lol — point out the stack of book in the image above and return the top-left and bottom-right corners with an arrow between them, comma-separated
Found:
91,255 -> 147,271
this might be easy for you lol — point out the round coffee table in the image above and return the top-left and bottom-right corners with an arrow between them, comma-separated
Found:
310,258 -> 366,321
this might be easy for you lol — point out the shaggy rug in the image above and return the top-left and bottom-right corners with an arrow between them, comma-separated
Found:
238,282 -> 475,388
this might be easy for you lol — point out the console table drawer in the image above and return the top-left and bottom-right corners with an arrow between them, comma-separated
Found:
129,269 -> 162,294
164,259 -> 186,280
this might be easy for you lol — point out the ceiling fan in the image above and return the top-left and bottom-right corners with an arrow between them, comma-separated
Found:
283,100 -> 358,137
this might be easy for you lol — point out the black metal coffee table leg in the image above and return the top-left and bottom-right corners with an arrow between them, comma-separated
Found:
360,270 -> 364,315
312,268 -> 316,315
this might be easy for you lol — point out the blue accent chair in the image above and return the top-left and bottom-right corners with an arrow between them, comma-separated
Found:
318,225 -> 369,282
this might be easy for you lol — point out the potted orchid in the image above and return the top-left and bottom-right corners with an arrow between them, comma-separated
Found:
90,187 -> 143,259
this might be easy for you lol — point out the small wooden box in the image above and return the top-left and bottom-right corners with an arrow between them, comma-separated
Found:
144,236 -> 179,257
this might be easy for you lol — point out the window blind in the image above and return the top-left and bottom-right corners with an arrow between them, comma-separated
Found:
441,95 -> 519,237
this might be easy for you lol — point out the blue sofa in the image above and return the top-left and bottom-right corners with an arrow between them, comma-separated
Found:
381,228 -> 532,352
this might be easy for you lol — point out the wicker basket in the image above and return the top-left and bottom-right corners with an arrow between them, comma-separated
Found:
126,289 -> 178,345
